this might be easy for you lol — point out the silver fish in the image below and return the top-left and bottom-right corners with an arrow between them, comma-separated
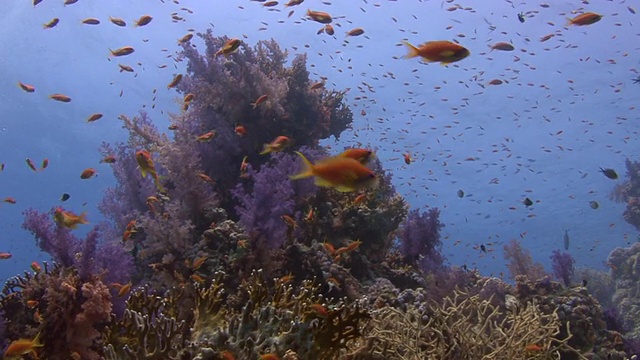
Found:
564,230 -> 570,250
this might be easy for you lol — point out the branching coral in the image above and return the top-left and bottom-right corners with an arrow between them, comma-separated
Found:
356,289 -> 582,360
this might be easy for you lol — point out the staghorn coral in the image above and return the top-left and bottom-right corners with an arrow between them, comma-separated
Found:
353,288 -> 582,360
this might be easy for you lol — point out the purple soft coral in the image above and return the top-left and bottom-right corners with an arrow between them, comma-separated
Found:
396,207 -> 445,273
550,250 -> 575,287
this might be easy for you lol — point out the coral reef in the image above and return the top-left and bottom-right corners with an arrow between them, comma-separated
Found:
1,32 -> 630,360
609,243 -> 640,339
611,158 -> 640,231
551,250 -> 576,287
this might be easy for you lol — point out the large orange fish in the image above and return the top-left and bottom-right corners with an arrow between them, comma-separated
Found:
403,40 -> 470,64
290,151 -> 377,192
260,136 -> 291,155
338,148 -> 374,164
567,12 -> 602,26
54,208 -> 88,229
3,333 -> 43,359
135,150 -> 164,192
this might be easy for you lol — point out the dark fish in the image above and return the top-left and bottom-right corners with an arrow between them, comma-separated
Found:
599,168 -> 618,180
522,197 -> 533,207
564,230 -> 570,250
480,244 -> 487,253
60,193 -> 70,202
457,189 -> 464,198
517,12 -> 526,23
589,201 -> 599,209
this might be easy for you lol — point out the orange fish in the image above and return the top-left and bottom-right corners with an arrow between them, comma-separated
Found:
54,208 -> 88,229
260,354 -> 280,360
196,131 -> 216,142
135,15 -> 153,27
49,93 -> 71,102
135,150 -> 164,192
3,333 -> 43,359
110,46 -> 135,57
324,24 -> 335,36
31,261 -> 41,273
403,40 -> 470,64
285,0 -> 303,6
240,156 -> 250,178
567,12 -> 602,26
260,136 -> 291,155
0,252 -> 12,260
43,18 -> 59,29
346,28 -> 365,37
40,158 -> 49,170
251,94 -> 269,109
307,9 -> 332,23
82,18 -> 100,25
167,74 -> 183,89
290,151 -> 377,192
117,281 -> 132,297
403,152 -> 412,165
109,17 -> 126,26
3,197 -> 17,204
100,155 -> 117,164
338,148 -> 374,164
87,113 -> 103,122
490,42 -> 515,51
80,168 -> 98,179
215,38 -> 241,57
18,81 -> 35,92
234,125 -> 247,137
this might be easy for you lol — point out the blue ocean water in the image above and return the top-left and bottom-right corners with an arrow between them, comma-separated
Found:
0,0 -> 637,283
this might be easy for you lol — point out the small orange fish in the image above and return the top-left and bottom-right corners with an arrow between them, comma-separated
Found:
87,113 -> 103,122
403,40 -> 470,64
284,0 -> 303,6
260,136 -> 291,155
568,12 -> 603,26
234,125 -> 246,137
323,242 -> 336,255
309,303 -> 328,317
353,193 -> 367,205
324,24 -> 335,36
31,261 -> 41,273
40,158 -> 49,170
240,156 -> 250,178
54,208 -> 88,229
197,172 -> 215,183
100,155 -> 117,164
215,38 -> 242,57
18,81 -> 35,92
221,350 -> 236,360
251,94 -> 269,109
82,18 -> 100,25
191,256 -> 207,270
178,33 -> 193,44
110,46 -> 135,57
346,28 -> 365,37
80,168 -> 97,179
307,9 -> 332,23
281,215 -> 297,228
0,252 -> 12,260
190,274 -> 206,284
26,300 -> 39,308
167,74 -> 183,89
305,207 -> 315,222
109,17 -> 126,27
291,152 -> 377,192
403,152 -> 412,165
118,281 -> 132,297
135,15 -> 153,27
43,18 -> 59,29
3,333 -> 43,359
196,131 -> 216,142
490,42 -> 515,51
49,93 -> 71,102
25,158 -> 38,172
3,197 -> 17,204
525,343 -> 543,352
135,150 -> 164,192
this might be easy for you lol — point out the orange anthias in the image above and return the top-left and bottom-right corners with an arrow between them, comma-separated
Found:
290,151 -> 377,192
54,208 -> 88,229
568,12 -> 603,26
135,150 -> 165,193
403,40 -> 470,64
4,333 -> 43,359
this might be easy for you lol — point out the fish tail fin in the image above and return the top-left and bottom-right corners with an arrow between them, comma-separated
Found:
259,144 -> 272,155
290,151 -> 315,180
79,212 -> 89,224
402,41 -> 420,59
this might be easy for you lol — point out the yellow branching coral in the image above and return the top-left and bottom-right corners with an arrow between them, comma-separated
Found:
355,289 -> 588,360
